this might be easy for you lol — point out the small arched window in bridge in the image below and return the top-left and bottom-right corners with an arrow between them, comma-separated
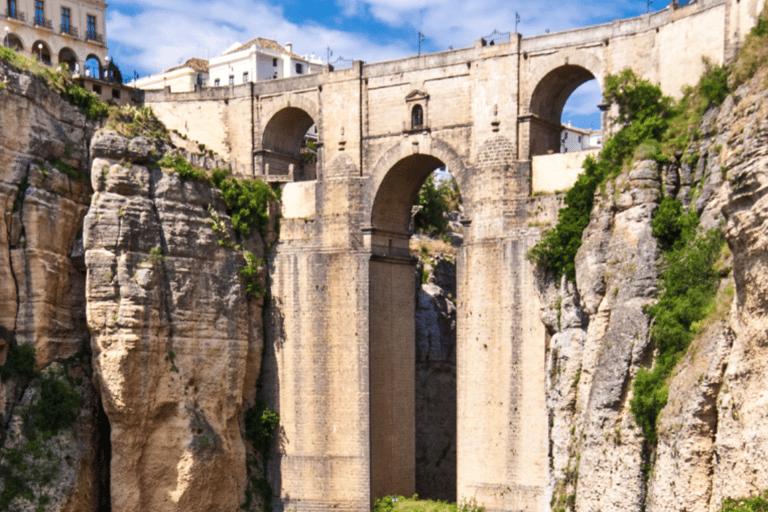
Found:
411,104 -> 424,129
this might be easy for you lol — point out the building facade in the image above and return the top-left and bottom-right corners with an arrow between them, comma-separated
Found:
3,0 -> 108,75
132,38 -> 323,93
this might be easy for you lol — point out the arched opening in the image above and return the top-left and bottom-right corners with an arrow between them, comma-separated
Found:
411,104 -> 424,130
58,47 -> 78,72
528,64 -> 601,156
259,107 -> 318,181
369,153 -> 461,503
560,79 -> 603,153
85,54 -> 101,79
32,40 -> 51,65
4,33 -> 23,51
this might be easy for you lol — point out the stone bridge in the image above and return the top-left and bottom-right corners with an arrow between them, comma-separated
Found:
142,1 -> 763,510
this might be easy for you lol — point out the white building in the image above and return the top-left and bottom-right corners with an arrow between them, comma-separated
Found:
3,0 -> 108,74
560,123 -> 602,153
132,38 -> 323,93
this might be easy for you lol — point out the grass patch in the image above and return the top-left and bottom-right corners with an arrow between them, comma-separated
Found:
106,105 -> 170,145
720,491 -> 768,512
373,495 -> 485,512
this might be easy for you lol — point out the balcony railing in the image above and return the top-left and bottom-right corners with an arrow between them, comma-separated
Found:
61,25 -> 78,37
3,9 -> 26,22
34,16 -> 53,29
86,31 -> 104,44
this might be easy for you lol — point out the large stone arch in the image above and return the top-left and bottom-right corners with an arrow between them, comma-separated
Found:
520,49 -> 605,157
258,95 -> 320,181
4,32 -> 24,51
365,136 -> 468,234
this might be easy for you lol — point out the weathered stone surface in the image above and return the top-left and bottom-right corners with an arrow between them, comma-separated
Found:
84,133 -> 268,512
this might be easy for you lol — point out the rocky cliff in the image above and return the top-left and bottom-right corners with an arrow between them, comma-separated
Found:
1,60 -> 273,511
539,64 -> 768,512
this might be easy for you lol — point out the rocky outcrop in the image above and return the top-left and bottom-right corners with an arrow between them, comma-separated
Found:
543,67 -> 768,512
0,61 -> 99,511
84,129 -> 269,512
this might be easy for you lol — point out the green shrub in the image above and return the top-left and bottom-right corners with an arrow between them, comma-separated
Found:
31,372 -> 81,437
215,174 -> 276,237
527,69 -> 676,283
244,400 -> 279,453
631,203 -> 725,445
721,491 -> 768,512
414,173 -> 460,237
240,251 -> 265,299
159,153 -> 208,182
0,343 -> 38,380
730,5 -> 768,89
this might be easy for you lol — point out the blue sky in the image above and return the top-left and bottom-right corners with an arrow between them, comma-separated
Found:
106,0 -> 690,129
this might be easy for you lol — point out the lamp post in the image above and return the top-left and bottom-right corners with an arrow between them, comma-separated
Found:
104,55 -> 110,80
38,42 -> 43,62
4,27 -> 9,48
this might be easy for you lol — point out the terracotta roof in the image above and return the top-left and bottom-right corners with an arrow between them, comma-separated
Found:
222,37 -> 306,61
166,58 -> 209,73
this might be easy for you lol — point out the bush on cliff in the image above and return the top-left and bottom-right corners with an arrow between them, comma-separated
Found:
527,69 -> 675,282
414,173 -> 460,237
632,199 -> 726,445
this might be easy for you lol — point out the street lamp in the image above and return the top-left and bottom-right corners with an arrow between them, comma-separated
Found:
38,42 -> 43,62
105,55 -> 110,80
4,26 -> 9,48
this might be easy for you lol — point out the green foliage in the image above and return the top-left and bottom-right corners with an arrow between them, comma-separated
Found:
527,69 -> 676,283
30,372 -> 81,438
720,491 -> 768,512
373,495 -> 485,512
0,343 -> 37,380
698,59 -> 730,110
213,171 -> 276,238
12,175 -> 29,213
0,46 -> 109,120
414,173 -> 460,237
159,153 -> 208,182
46,157 -> 87,181
631,199 -> 726,445
730,5 -> 768,89
240,252 -> 265,299
107,105 -> 170,144
244,400 -> 279,454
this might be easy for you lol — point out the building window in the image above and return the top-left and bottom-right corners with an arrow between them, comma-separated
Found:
229,75 -> 234,85
197,73 -> 203,85
87,15 -> 96,40
243,71 -> 249,83
61,7 -> 70,33
92,84 -> 101,94
295,63 -> 303,74
112,88 -> 121,99
8,0 -> 17,18
214,78 -> 220,86
272,58 -> 277,66
411,104 -> 424,129
34,0 -> 44,26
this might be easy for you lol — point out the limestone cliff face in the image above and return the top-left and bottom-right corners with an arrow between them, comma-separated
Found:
0,62 -> 102,511
542,68 -> 768,512
84,130 -> 268,512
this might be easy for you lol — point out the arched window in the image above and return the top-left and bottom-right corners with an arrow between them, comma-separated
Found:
411,104 -> 424,130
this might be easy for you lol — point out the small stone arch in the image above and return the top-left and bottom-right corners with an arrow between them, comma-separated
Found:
58,47 -> 78,72
85,54 -> 102,78
259,102 -> 319,181
521,50 -> 605,157
31,40 -> 52,64
4,33 -> 24,51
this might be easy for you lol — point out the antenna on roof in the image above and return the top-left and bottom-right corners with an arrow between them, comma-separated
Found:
418,31 -> 425,55
647,0 -> 653,13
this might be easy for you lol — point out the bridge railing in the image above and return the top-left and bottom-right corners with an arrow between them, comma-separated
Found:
329,56 -> 354,71
480,29 -> 511,46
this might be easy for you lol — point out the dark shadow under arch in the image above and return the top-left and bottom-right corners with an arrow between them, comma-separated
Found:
32,40 -> 51,64
58,47 -> 78,72
369,152 -> 459,503
260,107 -> 317,181
5,33 -> 23,51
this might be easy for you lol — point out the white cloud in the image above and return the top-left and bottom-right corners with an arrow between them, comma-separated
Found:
107,0 -> 409,77
563,80 -> 603,118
